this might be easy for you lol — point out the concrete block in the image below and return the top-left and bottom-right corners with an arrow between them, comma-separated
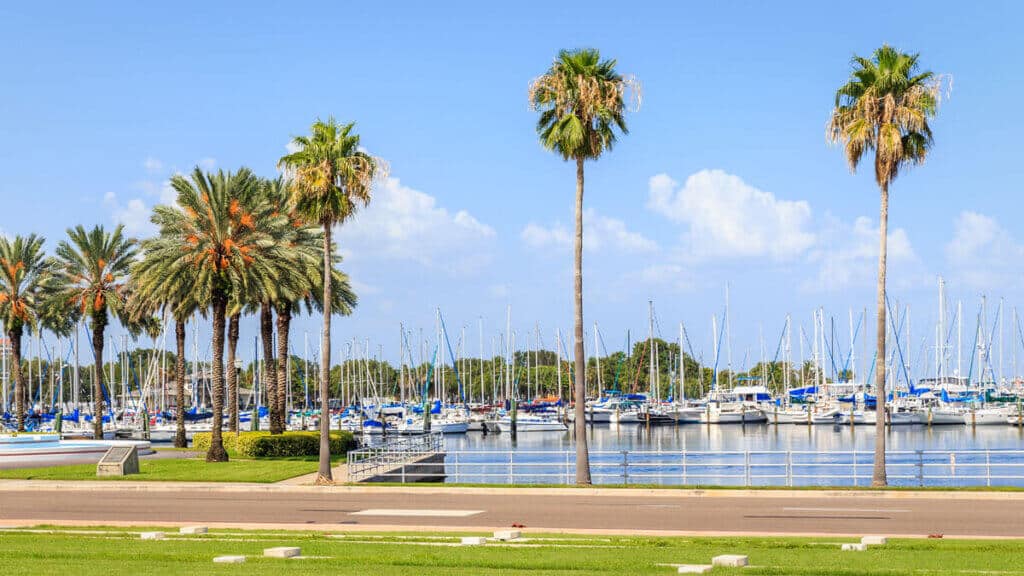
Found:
861,536 -> 887,545
264,547 -> 301,558
711,554 -> 749,567
678,565 -> 714,574
213,556 -> 246,564
140,532 -> 164,540
461,536 -> 487,545
493,530 -> 521,541
842,543 -> 868,551
180,526 -> 208,535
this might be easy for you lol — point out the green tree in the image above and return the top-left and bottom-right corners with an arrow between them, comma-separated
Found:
530,48 -> 639,484
279,118 -> 380,483
828,45 -> 944,486
52,225 -> 136,438
0,234 -> 56,431
151,167 -> 287,461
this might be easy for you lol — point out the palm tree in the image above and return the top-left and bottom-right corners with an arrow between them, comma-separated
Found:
0,234 -> 56,431
52,225 -> 136,439
131,233 -> 203,448
828,45 -> 944,487
151,167 -> 286,461
529,49 -> 640,484
279,118 -> 382,483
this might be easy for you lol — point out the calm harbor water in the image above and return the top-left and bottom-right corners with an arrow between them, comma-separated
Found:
436,424 -> 1024,487
446,422 -> 1024,453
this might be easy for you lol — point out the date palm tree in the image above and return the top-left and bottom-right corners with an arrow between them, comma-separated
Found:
529,48 -> 640,484
131,233 -> 203,448
151,167 -> 286,461
828,45 -> 944,486
266,177 -> 358,428
0,234 -> 56,431
52,225 -> 136,438
279,118 -> 382,483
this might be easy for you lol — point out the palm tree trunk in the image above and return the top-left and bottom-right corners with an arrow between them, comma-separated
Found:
275,304 -> 291,435
206,292 -> 229,462
261,303 -> 280,434
573,156 -> 591,485
316,223 -> 334,484
91,314 -> 106,439
227,312 -> 240,432
10,327 -> 24,432
872,183 -> 889,487
174,319 -> 187,448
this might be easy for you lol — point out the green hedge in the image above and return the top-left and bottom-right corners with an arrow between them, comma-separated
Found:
192,431 -> 357,458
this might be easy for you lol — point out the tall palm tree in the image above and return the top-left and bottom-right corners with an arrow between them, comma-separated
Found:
151,167 -> 286,461
52,225 -> 136,438
0,234 -> 56,431
529,49 -> 640,484
828,45 -> 944,487
131,233 -> 203,448
263,177 -> 321,435
279,118 -> 382,483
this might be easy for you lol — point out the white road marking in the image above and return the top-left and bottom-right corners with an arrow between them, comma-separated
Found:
350,509 -> 484,518
782,507 -> 910,514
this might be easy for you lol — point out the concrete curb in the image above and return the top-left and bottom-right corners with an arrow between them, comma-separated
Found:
2,480 -> 1024,501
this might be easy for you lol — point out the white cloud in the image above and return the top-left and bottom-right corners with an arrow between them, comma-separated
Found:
143,157 -> 163,174
104,192 -> 154,237
804,214 -> 924,292
520,210 -> 657,253
946,211 -> 1024,290
334,176 -> 496,274
489,283 -> 511,299
635,264 -> 692,292
647,170 -> 816,261
285,141 -> 302,154
198,157 -> 217,170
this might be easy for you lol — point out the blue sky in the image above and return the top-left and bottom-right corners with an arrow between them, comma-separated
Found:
2,1 -> 1023,376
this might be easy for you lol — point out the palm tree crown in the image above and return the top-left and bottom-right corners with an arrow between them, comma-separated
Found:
278,118 -> 385,228
529,48 -> 640,161
53,225 -> 136,322
828,44 -> 944,188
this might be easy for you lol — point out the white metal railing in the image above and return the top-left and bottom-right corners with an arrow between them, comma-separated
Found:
346,432 -> 444,482
354,448 -> 1024,487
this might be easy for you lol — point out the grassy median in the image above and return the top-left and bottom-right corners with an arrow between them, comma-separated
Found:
2,526 -> 1023,575
0,457 -> 330,483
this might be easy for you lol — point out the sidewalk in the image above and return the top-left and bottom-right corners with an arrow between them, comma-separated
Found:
275,463 -> 348,485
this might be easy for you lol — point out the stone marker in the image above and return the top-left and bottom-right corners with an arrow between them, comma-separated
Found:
264,547 -> 301,558
861,536 -> 887,545
678,565 -> 714,574
493,530 -> 521,541
711,554 -> 749,567
140,532 -> 164,540
842,543 -> 868,551
461,536 -> 487,545
180,526 -> 208,535
213,556 -> 246,564
97,445 -> 139,477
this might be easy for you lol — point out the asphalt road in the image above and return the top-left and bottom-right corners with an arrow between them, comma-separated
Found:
2,485 -> 1022,537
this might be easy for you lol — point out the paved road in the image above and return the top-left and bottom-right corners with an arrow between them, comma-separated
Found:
2,485 -> 1023,537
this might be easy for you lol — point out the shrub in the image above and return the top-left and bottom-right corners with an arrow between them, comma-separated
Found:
191,431 -> 356,458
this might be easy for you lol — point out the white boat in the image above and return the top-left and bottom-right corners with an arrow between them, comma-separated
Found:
699,404 -> 766,424
968,407 -> 1012,426
779,406 -> 839,425
923,407 -> 966,425
495,414 -> 567,432
836,410 -> 877,425
888,407 -> 922,425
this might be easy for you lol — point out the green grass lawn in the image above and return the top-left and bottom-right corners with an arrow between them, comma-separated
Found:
1,526 -> 1022,575
0,457 -> 332,483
